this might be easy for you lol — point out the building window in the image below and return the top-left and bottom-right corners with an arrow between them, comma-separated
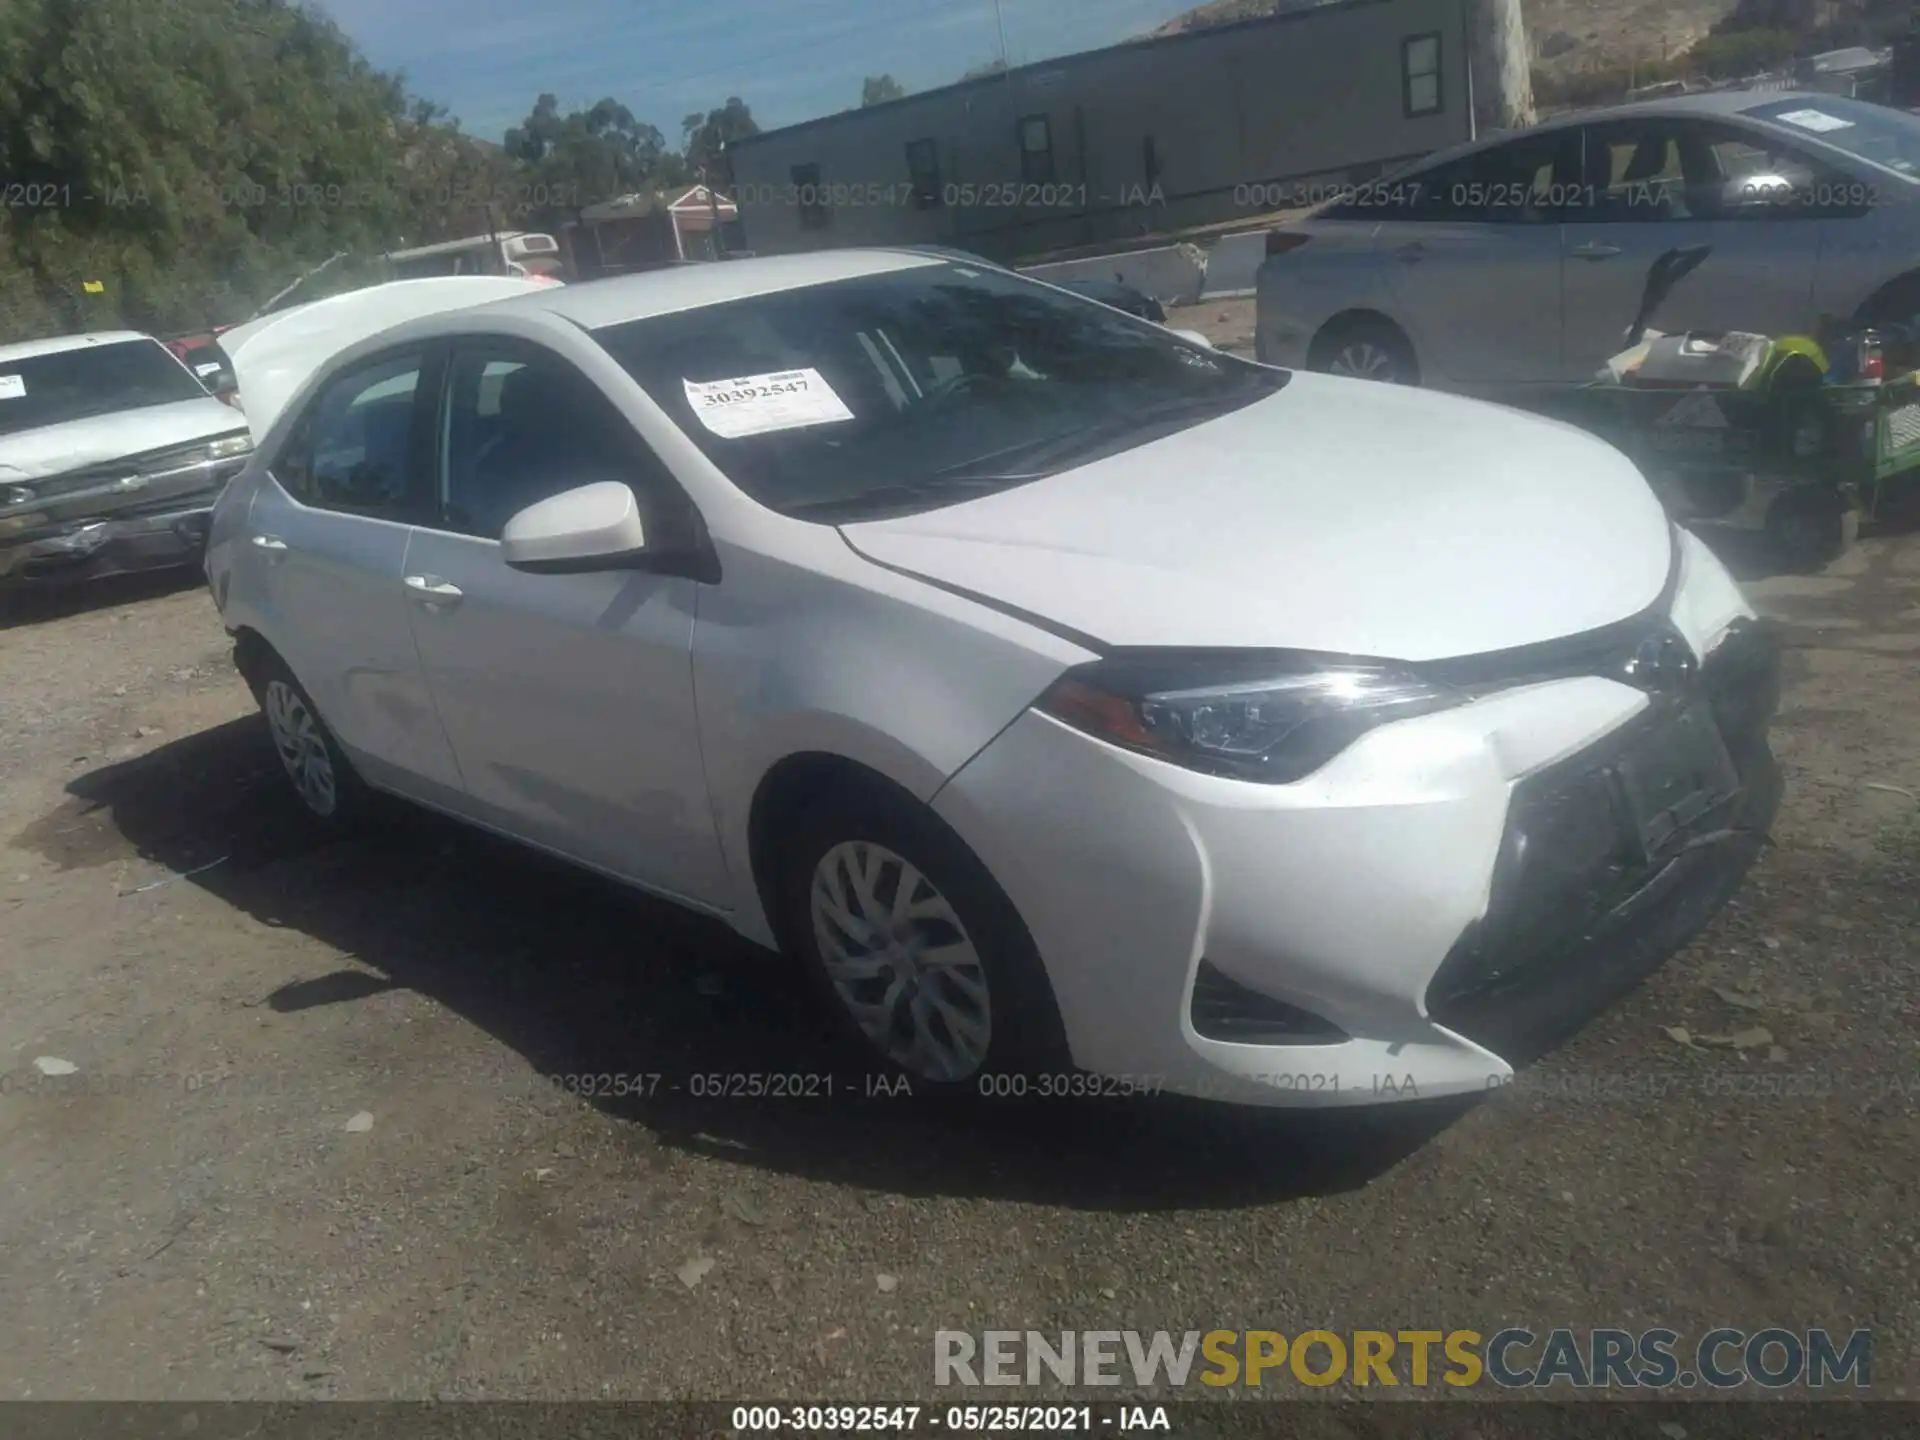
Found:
792,162 -> 829,230
1018,113 -> 1054,184
1403,33 -> 1442,117
905,138 -> 942,209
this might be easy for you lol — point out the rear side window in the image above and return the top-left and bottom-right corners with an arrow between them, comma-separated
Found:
1372,131 -> 1584,224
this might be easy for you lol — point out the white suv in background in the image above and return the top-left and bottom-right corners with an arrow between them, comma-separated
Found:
206,253 -> 1782,1108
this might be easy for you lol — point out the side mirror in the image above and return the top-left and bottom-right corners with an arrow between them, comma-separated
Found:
1168,328 -> 1214,350
501,481 -> 648,574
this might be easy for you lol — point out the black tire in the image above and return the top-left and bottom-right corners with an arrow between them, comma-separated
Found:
1308,315 -> 1420,385
1764,485 -> 1856,573
773,781 -> 1071,1099
253,651 -> 372,830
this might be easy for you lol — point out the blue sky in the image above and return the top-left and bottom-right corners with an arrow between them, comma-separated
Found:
316,0 -> 1203,144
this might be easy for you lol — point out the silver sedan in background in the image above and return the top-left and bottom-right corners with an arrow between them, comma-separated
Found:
1255,91 -> 1920,399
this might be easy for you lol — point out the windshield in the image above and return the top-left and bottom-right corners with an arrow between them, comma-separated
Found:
1744,96 -> 1920,180
0,338 -> 212,438
593,260 -> 1285,520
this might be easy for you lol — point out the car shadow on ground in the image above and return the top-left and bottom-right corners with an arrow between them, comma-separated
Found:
17,715 -> 1479,1213
0,568 -> 204,629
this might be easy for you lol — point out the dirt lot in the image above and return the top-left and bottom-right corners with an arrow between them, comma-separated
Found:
2,503 -> 1918,1401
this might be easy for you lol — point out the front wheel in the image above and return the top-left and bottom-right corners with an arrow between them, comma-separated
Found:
777,786 -> 1070,1097
1764,484 -> 1857,573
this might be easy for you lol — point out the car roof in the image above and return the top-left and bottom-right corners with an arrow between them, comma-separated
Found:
477,248 -> 950,331
1396,89 -> 1859,174
0,330 -> 157,364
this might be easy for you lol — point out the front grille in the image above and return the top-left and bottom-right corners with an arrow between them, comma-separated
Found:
1425,616 -> 1783,1061
1189,960 -> 1346,1044
34,436 -> 245,497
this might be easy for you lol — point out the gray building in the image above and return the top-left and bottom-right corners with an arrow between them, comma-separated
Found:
726,0 -> 1484,261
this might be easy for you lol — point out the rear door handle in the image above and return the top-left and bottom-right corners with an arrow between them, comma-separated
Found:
404,574 -> 464,606
1393,242 -> 1426,263
251,534 -> 287,552
1571,241 -> 1623,260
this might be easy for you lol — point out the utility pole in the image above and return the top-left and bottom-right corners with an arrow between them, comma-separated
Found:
707,149 -> 724,259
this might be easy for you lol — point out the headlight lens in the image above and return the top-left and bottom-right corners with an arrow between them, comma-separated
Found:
205,434 -> 253,461
1036,652 -> 1461,783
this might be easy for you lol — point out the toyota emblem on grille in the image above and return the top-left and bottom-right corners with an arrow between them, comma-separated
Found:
1621,628 -> 1696,691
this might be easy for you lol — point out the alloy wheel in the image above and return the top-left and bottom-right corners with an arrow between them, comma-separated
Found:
264,679 -> 338,817
809,840 -> 993,1083
1328,340 -> 1400,383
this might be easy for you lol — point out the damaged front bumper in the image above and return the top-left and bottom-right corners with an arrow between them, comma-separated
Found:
0,455 -> 243,586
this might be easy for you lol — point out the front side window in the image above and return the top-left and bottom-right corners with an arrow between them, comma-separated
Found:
0,339 -> 211,438
438,346 -> 654,541
1403,33 -> 1442,118
591,260 -> 1287,522
1700,123 -> 1877,220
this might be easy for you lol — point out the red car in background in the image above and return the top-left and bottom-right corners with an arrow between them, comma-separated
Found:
164,326 -> 241,405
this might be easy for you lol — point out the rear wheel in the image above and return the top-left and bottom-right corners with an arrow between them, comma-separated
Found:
775,783 -> 1070,1097
257,654 -> 369,828
1308,315 -> 1420,385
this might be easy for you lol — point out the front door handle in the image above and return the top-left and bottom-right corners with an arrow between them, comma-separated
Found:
404,574 -> 464,606
1393,241 -> 1426,263
1571,241 -> 1623,260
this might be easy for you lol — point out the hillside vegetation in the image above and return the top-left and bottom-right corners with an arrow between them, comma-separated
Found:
0,0 -> 751,341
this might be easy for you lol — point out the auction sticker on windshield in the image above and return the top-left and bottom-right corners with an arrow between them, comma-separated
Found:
683,368 -> 854,439
0,375 -> 24,400
1773,109 -> 1854,133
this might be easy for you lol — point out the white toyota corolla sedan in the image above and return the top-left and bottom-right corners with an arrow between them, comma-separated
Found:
204,251 -> 1783,1108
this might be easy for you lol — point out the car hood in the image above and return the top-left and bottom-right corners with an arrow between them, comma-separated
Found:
839,373 -> 1673,661
0,398 -> 247,484
222,276 -> 556,442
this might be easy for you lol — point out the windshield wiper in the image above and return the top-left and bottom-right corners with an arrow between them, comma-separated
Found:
929,383 -> 1281,484
785,475 -> 1023,520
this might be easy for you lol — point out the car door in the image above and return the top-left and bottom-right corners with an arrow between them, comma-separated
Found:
1558,119 -> 1706,377
400,337 -> 730,905
244,346 -> 465,799
1374,127 -> 1579,394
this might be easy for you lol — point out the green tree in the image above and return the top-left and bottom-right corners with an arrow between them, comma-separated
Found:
505,92 -> 682,228
680,97 -> 759,186
861,74 -> 906,106
0,0 -> 459,335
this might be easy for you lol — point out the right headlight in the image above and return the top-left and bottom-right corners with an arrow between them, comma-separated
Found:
1034,651 -> 1463,784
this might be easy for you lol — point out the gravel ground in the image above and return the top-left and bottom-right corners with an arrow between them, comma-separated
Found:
1,502 -> 1917,1403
